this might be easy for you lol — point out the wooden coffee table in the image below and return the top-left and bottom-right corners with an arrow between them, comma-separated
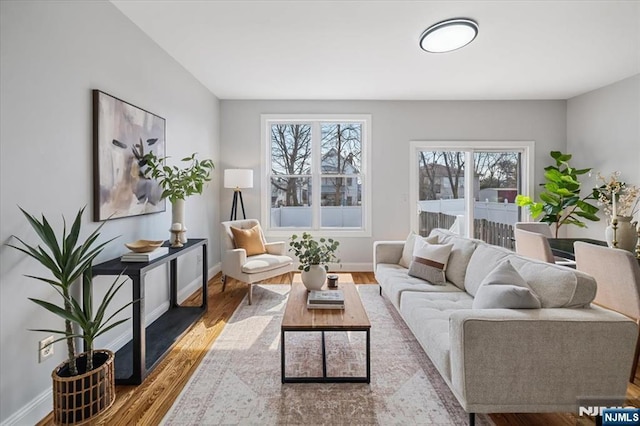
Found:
281,280 -> 371,383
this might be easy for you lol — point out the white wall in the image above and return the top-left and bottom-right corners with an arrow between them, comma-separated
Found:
567,74 -> 640,240
220,100 -> 567,264
0,1 -> 220,424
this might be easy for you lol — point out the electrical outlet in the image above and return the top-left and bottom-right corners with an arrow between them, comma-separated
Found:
39,336 -> 54,363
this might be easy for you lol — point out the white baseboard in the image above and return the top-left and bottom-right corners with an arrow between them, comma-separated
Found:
3,263 -> 222,425
1,387 -> 51,426
330,262 -> 373,272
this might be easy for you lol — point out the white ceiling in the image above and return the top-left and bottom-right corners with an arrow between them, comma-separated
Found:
112,0 -> 640,100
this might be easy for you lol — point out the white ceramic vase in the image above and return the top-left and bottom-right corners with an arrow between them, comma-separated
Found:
301,265 -> 326,291
605,216 -> 638,252
171,199 -> 188,244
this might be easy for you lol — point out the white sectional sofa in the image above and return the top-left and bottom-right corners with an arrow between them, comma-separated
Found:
373,228 -> 638,424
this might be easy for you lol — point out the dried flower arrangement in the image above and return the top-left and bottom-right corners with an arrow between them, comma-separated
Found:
592,171 -> 640,218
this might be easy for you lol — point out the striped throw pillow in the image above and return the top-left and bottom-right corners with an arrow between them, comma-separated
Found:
408,239 -> 453,285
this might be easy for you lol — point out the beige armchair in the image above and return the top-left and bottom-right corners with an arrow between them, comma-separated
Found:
221,219 -> 294,305
574,242 -> 640,381
514,221 -> 553,238
514,228 -> 575,267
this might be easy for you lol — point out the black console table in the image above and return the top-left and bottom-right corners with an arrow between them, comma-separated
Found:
86,238 -> 208,385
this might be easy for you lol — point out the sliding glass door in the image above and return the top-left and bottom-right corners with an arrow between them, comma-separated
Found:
410,141 -> 534,247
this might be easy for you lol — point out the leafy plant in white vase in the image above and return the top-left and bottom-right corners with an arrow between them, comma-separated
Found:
289,232 -> 340,291
142,152 -> 214,245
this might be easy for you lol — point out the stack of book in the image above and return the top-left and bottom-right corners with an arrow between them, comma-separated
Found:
121,247 -> 169,263
307,289 -> 345,310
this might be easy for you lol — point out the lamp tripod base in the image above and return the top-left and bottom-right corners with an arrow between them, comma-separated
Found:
230,189 -> 247,220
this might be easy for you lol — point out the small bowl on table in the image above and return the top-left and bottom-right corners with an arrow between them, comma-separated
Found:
125,240 -> 164,253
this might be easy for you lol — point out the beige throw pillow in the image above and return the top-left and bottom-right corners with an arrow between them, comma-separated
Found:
399,233 -> 438,268
407,238 -> 453,285
472,260 -> 541,309
230,225 -> 266,256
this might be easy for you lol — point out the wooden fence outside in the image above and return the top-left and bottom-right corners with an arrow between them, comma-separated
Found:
419,211 -> 515,250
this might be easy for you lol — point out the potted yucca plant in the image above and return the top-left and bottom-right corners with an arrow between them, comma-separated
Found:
9,207 -> 132,425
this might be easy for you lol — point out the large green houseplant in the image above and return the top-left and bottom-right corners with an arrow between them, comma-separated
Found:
289,233 -> 340,291
9,207 -> 132,424
516,151 -> 599,237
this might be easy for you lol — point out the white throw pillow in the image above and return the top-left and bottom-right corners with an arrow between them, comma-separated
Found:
399,233 -> 438,268
472,260 -> 541,309
407,238 -> 453,285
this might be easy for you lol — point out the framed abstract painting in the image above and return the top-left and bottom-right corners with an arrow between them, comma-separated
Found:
92,90 -> 166,221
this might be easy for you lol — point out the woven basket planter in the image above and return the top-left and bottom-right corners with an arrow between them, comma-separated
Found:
52,350 -> 115,425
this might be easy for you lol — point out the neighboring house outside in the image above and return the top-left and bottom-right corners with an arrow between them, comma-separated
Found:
420,163 -> 480,200
271,148 -> 361,207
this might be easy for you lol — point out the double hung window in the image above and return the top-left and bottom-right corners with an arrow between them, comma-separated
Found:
262,115 -> 371,237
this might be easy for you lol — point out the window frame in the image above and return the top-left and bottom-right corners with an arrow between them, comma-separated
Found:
261,114 -> 372,238
408,140 -> 535,237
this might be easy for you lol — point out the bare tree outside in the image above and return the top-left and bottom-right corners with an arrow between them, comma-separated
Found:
270,124 -> 311,206
474,152 -> 519,189
321,123 -> 362,206
418,151 -> 465,200
419,151 -> 519,201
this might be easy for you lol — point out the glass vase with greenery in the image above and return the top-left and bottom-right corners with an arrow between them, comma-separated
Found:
515,151 -> 600,237
289,232 -> 340,271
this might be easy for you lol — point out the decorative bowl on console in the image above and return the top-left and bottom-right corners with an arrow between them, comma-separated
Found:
125,240 -> 164,253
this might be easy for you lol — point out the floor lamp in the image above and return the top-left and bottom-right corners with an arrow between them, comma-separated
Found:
224,169 -> 253,220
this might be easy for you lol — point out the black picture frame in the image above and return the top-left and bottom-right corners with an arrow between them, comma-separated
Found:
92,90 -> 166,221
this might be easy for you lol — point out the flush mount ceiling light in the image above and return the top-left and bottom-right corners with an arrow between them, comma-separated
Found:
419,18 -> 479,53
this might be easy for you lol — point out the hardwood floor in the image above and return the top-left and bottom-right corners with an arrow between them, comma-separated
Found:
38,272 -> 639,425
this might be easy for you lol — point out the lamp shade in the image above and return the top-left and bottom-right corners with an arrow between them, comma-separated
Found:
224,169 -> 253,189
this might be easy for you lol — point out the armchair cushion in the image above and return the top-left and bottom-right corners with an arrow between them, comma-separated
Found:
231,225 -> 266,256
241,253 -> 294,274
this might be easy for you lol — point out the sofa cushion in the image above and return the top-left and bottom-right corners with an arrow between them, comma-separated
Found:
472,260 -> 541,309
376,263 -> 462,310
408,239 -> 453,284
399,233 -> 438,268
508,255 -> 596,308
399,291 -> 474,382
430,229 -> 478,290
464,243 -> 512,296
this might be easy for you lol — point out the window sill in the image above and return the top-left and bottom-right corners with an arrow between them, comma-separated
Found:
264,228 -> 372,239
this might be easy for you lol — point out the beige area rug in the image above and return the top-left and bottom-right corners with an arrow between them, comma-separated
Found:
162,284 -> 493,425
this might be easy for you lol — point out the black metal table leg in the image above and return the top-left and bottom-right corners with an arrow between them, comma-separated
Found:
170,258 -> 178,307
281,329 -> 286,383
321,331 -> 327,378
201,243 -> 208,308
366,329 -> 371,383
132,275 -> 145,385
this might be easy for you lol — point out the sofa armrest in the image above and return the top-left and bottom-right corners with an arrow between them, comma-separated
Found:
373,241 -> 404,270
448,306 -> 638,412
265,241 -> 286,255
